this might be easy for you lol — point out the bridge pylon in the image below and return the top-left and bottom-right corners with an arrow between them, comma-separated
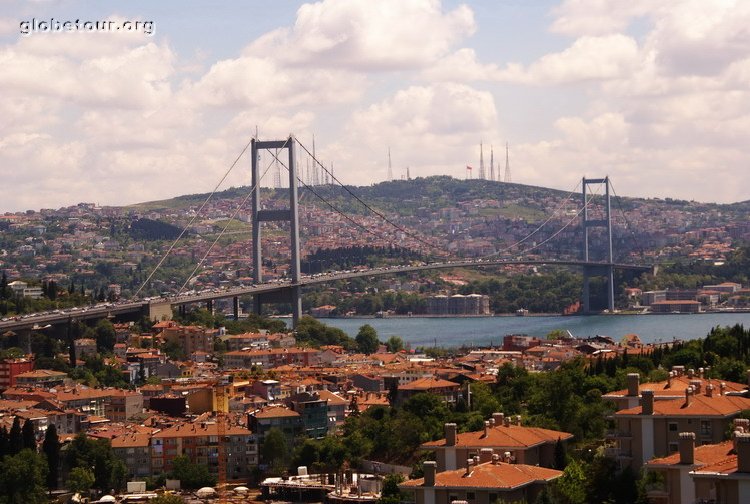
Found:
581,176 -> 614,313
251,137 -> 302,327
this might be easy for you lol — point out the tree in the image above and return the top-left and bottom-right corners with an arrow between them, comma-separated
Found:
22,419 -> 36,451
261,427 -> 289,474
8,416 -> 22,455
385,335 -> 404,353
169,455 -> 215,490
0,426 -> 8,459
95,319 -> 116,353
65,432 -> 126,492
67,467 -> 95,494
379,474 -> 405,504
42,424 -> 60,490
553,438 -> 567,470
356,324 -> 380,354
0,449 -> 49,504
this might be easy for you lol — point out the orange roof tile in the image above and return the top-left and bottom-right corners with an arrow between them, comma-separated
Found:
400,461 -> 562,490
616,392 -> 750,417
423,424 -> 573,450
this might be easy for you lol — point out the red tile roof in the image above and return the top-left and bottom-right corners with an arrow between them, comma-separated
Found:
401,461 -> 562,490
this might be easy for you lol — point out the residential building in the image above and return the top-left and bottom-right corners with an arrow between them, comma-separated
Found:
286,391 -> 329,439
248,406 -> 303,454
397,377 -> 460,405
15,369 -> 67,387
112,432 -> 152,479
610,383 -> 750,470
422,418 -> 573,472
73,338 -> 98,359
105,389 -> 143,422
400,453 -> 562,504
151,418 -> 256,481
0,356 -> 34,389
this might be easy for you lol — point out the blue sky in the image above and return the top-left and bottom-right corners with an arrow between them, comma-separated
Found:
1,0 -> 749,211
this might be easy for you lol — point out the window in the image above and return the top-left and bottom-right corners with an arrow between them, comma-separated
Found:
668,422 -> 678,432
668,442 -> 678,453
466,492 -> 476,501
701,421 -> 712,435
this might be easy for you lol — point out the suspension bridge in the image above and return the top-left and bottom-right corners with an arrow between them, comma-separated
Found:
0,136 -> 652,332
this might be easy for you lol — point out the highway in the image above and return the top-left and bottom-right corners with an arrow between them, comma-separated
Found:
0,259 -> 652,332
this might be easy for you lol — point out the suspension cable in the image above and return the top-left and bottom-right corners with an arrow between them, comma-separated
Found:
479,179 -> 583,259
134,137 -> 255,298
513,183 -> 602,258
608,179 -> 645,261
294,137 -> 448,255
268,148 -> 447,257
176,139 -> 287,294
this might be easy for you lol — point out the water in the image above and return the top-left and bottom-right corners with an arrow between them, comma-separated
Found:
286,313 -> 750,348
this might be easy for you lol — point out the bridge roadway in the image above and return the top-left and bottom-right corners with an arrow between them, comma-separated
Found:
0,259 -> 651,332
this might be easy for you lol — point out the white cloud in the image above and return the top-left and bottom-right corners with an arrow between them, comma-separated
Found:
323,83 -> 501,183
549,0 -> 658,36
248,0 -> 475,70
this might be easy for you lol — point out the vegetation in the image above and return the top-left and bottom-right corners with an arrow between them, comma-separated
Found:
65,432 -> 127,492
168,455 -> 215,489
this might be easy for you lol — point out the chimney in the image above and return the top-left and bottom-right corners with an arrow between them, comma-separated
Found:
688,368 -> 695,378
488,418 -> 495,428
491,454 -> 500,465
504,416 -> 511,427
678,432 -> 695,465
479,448 -> 493,464
445,423 -> 457,446
706,383 -> 714,397
699,367 -> 705,378
666,371 -> 673,389
737,433 -> 750,473
720,382 -> 727,395
515,415 -> 522,426
483,421 -> 490,438
642,390 -> 654,415
685,386 -> 694,406
493,412 -> 505,425
423,461 -> 436,486
673,365 -> 685,376
690,379 -> 702,394
627,373 -> 640,397
504,451 -> 513,463
464,458 -> 474,476
735,418 -> 750,432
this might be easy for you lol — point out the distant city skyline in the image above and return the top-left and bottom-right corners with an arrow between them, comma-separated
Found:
1,0 -> 749,212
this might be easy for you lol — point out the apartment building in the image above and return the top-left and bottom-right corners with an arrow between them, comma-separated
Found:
112,431 -> 152,479
645,420 -> 750,504
422,417 -> 573,472
610,381 -> 750,470
397,377 -> 460,405
223,347 -> 320,369
105,389 -> 144,422
151,419 -> 256,481
0,356 -> 34,389
400,452 -> 562,504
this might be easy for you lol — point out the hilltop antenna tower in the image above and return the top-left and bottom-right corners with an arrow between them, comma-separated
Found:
406,166 -> 411,180
479,142 -> 485,180
490,146 -> 495,181
387,147 -> 393,182
504,142 -> 512,183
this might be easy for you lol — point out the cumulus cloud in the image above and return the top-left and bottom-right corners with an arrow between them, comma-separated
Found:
322,83 -> 501,183
248,0 -> 475,70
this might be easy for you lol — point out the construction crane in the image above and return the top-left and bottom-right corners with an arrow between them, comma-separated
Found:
214,377 -> 230,503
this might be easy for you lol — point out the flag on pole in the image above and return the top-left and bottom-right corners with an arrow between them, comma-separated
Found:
466,165 -> 473,170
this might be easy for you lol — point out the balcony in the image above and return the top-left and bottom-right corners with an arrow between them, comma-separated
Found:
605,430 -> 632,439
604,447 -> 632,459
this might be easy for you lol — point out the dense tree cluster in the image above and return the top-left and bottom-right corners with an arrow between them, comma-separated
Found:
302,245 -> 423,274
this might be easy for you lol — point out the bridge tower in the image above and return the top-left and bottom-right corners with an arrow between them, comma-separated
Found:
581,176 -> 615,313
251,137 -> 302,326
